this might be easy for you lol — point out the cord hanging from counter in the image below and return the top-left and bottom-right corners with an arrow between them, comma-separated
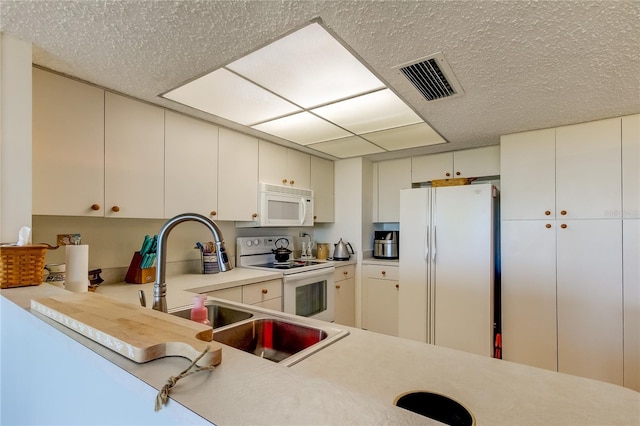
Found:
155,346 -> 216,411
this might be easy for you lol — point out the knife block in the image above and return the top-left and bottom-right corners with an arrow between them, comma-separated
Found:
125,252 -> 156,284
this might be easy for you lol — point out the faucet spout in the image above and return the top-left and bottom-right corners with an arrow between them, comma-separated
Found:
153,213 -> 233,312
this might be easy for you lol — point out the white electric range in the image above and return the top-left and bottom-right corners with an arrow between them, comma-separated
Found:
236,236 -> 335,322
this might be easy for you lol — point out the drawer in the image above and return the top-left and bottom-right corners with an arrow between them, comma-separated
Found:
334,265 -> 356,282
364,265 -> 398,281
242,279 -> 282,305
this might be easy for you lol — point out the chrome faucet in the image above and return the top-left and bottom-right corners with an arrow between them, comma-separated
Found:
153,213 -> 233,312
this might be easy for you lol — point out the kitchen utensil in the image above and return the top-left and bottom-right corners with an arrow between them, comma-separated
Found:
333,238 -> 354,260
272,237 -> 292,262
31,292 -> 221,366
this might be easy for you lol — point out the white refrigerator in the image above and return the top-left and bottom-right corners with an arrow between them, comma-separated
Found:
399,184 -> 497,357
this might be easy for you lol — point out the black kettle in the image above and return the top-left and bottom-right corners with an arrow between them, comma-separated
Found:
272,238 -> 292,262
333,238 -> 354,260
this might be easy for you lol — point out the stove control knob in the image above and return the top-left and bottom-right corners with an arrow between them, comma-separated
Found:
246,240 -> 253,247
253,239 -> 260,246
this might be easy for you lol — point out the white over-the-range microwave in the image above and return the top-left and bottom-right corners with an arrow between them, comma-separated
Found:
237,183 -> 314,227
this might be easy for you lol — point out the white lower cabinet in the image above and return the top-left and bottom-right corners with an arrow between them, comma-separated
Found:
362,265 -> 398,336
206,279 -> 282,312
334,264 -> 355,327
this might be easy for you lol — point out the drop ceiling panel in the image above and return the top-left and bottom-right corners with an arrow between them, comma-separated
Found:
252,111 -> 352,145
308,135 -> 384,158
362,123 -> 446,151
311,88 -> 423,134
163,68 -> 301,125
227,22 -> 385,109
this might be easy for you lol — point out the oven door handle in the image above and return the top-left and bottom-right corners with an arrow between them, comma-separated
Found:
284,266 -> 335,281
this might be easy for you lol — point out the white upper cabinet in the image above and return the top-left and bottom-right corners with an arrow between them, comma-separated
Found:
376,158 -> 411,222
259,141 -> 310,188
500,128 -> 556,220
217,128 -> 259,221
555,117 -> 622,219
32,68 -> 105,216
411,146 -> 500,183
622,114 -> 639,218
104,92 -> 165,218
165,111 -> 219,219
310,156 -> 334,222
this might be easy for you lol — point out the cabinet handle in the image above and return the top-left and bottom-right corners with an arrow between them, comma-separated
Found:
111,206 -> 120,213
91,204 -> 101,211
210,211 -> 217,216
445,172 -> 451,177
335,285 -> 341,289
395,284 -> 399,289
545,210 -> 551,216
456,171 -> 461,176
560,210 -> 567,216
252,213 -> 258,219
282,179 -> 288,184
545,223 -> 552,229
261,289 -> 268,294
290,180 -> 295,185
314,215 -> 317,220
343,271 -> 348,275
561,224 -> 567,229
381,270 -> 386,276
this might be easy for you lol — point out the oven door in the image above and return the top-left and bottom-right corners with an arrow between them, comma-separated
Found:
283,267 -> 335,322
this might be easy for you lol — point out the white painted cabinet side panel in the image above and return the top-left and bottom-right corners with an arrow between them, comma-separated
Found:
500,128 -> 556,220
165,111 -> 218,218
557,219 -> 623,385
556,118 -> 622,219
398,188 -> 430,342
377,158 -> 411,222
622,114 -> 639,218
501,220 -> 558,371
623,219 -> 640,391
310,156 -> 334,222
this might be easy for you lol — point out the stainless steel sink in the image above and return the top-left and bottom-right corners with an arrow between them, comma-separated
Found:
169,301 -> 253,328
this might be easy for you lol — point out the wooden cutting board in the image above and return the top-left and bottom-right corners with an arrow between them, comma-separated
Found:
31,292 -> 221,366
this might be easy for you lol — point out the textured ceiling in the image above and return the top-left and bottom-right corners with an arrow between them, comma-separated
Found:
1,0 -> 639,161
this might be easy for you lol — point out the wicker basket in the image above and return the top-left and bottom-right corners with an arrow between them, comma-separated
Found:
431,177 -> 476,187
0,245 -> 49,289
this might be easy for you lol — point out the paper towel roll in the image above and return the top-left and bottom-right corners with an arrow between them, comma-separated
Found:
65,245 -> 89,293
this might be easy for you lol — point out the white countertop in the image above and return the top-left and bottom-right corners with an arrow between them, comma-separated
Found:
2,276 -> 639,425
362,257 -> 399,266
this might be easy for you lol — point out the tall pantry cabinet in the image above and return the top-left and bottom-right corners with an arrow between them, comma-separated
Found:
501,115 -> 638,389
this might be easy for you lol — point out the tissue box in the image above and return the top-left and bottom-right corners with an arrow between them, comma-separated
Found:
0,245 -> 48,288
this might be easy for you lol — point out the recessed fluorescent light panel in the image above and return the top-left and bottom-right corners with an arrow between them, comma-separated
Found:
162,21 -> 446,158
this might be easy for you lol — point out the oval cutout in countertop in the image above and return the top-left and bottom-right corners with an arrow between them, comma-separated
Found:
394,391 -> 474,426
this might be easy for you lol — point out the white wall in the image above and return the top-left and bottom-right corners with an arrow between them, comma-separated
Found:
0,34 -> 32,242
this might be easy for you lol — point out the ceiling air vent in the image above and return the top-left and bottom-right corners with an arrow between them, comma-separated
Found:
395,52 -> 464,101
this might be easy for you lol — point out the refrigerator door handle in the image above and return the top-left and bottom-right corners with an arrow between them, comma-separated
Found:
424,226 -> 429,261
432,226 -> 437,262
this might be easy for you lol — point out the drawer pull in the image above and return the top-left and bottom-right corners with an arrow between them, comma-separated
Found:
289,180 -> 295,185
545,210 -> 551,216
395,284 -> 399,289
210,210 -> 217,216
445,172 -> 451,177
381,270 -> 386,276
111,205 -> 120,212
282,179 -> 288,184
343,271 -> 348,275
261,289 -> 268,294
91,204 -> 101,211
561,224 -> 567,229
456,171 -> 461,176
252,213 -> 258,219
335,285 -> 341,289
560,210 -> 567,216
545,223 -> 552,229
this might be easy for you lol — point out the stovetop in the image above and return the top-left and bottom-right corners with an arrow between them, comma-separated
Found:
236,236 -> 334,274
253,260 -> 327,270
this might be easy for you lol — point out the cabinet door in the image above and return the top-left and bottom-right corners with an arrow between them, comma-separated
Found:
556,118 -> 622,219
501,220 -> 558,371
104,92 -> 165,218
217,128 -> 259,221
411,152 -> 453,183
500,128 -> 556,220
258,141 -> 287,185
557,219 -> 623,385
453,146 -> 500,178
334,267 -> 355,327
377,158 -> 411,222
362,277 -> 399,336
622,114 -> 639,218
623,219 -> 640,391
165,111 -> 219,218
310,156 -> 334,222
287,149 -> 311,188
32,68 -> 105,216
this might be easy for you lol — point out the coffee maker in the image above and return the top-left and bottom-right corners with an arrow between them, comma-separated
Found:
373,231 -> 399,259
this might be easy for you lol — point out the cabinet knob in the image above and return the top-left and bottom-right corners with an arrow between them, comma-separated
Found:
381,270 -> 386,276
314,215 -> 317,220
289,180 -> 295,185
335,285 -> 341,289
456,171 -> 461,176
445,172 -> 451,177
261,289 -> 268,294
210,211 -> 217,216
560,210 -> 567,216
111,206 -> 120,213
343,271 -> 348,275
545,210 -> 551,216
282,179 -> 288,184
91,204 -> 101,211
545,223 -> 552,229
395,284 -> 399,289
252,213 -> 258,219
561,224 -> 567,229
